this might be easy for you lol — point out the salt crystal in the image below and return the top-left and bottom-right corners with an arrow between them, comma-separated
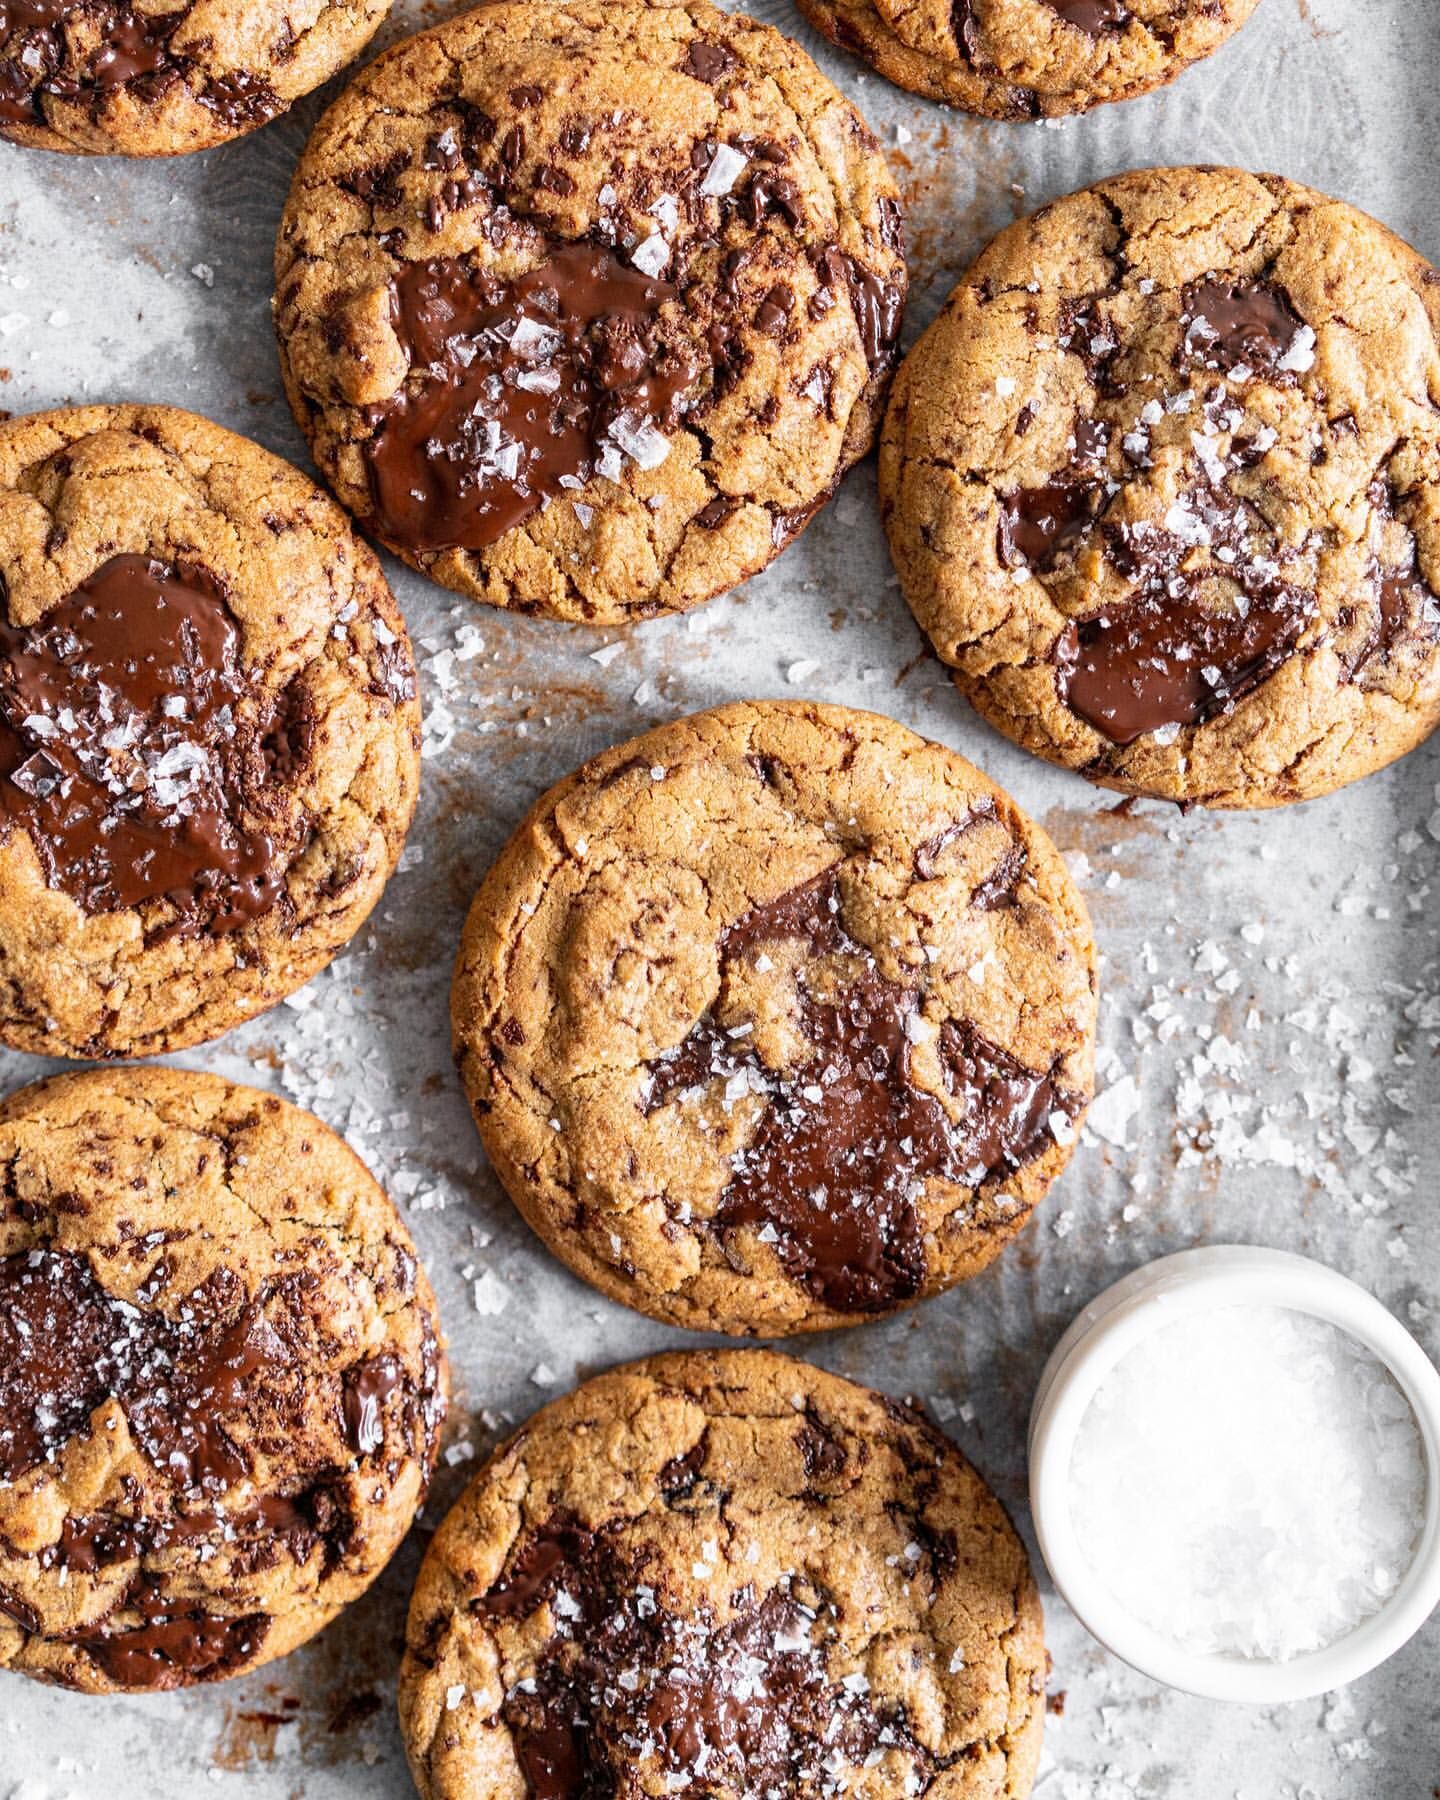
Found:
699,143 -> 749,198
630,234 -> 669,277
472,1270 -> 509,1316
608,413 -> 669,470
1085,1075 -> 1141,1147
1277,324 -> 1317,374
1069,1307 -> 1426,1661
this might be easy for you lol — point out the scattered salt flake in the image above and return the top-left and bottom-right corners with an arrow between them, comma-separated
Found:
590,641 -> 624,667
630,233 -> 669,277
787,659 -> 819,684
1086,1075 -> 1141,1147
445,1684 -> 466,1711
1277,323 -> 1317,374
699,142 -> 749,197
1048,1110 -> 1076,1147
472,1270 -> 510,1316
190,263 -> 215,287
531,1362 -> 558,1386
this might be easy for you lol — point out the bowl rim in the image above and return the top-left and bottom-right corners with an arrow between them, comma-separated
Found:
1027,1243 -> 1440,1704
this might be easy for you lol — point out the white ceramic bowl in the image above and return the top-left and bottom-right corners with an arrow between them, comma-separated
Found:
1027,1245 -> 1440,1703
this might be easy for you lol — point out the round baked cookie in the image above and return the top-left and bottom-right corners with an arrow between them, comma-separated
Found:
880,167 -> 1440,809
400,1349 -> 1046,1800
0,0 -> 391,156
453,701 -> 1096,1336
797,0 -> 1259,120
0,1066 -> 446,1694
273,0 -> 906,625
0,404 -> 420,1058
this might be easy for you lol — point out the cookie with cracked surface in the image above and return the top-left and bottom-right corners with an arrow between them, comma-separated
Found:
0,1066 -> 447,1694
796,0 -> 1259,120
0,0 -> 390,156
400,1348 -> 1046,1800
880,167 -> 1440,809
273,0 -> 906,624
0,404 -> 420,1058
452,700 -> 1096,1336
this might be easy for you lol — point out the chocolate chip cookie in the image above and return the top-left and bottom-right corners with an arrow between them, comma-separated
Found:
0,1066 -> 446,1694
400,1349 -> 1046,1800
453,701 -> 1096,1336
881,167 -> 1440,809
0,0 -> 390,155
0,404 -> 420,1058
273,0 -> 906,624
797,0 -> 1259,120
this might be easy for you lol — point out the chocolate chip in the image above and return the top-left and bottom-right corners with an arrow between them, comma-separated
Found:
1179,279 -> 1308,377
681,40 -> 737,83
1044,0 -> 1130,33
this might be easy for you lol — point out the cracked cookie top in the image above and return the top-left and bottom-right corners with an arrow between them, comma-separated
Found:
273,0 -> 906,624
880,167 -> 1440,809
452,701 -> 1096,1336
0,0 -> 390,155
0,404 -> 420,1059
400,1349 -> 1045,1800
796,0 -> 1259,119
0,1066 -> 446,1694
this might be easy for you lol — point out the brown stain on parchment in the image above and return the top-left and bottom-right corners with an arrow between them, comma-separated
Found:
886,119 -> 1028,301
214,1700 -> 298,1770
1294,0 -> 1339,39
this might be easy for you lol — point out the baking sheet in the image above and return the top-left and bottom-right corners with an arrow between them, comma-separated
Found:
1,0 -> 1438,1793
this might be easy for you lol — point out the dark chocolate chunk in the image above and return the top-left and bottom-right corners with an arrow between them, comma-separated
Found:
478,1520 -> 596,1619
681,40 -> 736,82
1179,279 -> 1309,377
1044,0 -> 1130,32
0,1248 -> 302,1490
0,554 -> 285,931
480,1521 -> 910,1800
1058,581 -> 1317,744
998,477 -> 1101,571
0,1 -> 281,130
69,1580 -> 269,1690
1346,555 -> 1440,679
950,0 -> 988,67
815,246 -> 903,374
342,1354 -> 402,1456
365,246 -> 702,554
644,868 -> 1078,1314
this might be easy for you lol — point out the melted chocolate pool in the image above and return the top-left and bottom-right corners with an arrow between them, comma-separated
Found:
366,246 -> 702,554
0,1244 -> 441,1685
646,864 -> 1080,1312
0,553 -> 285,930
477,1521 -> 916,1800
0,0 -> 280,129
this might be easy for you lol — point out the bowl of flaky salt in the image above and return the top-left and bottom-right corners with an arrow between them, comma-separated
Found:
1028,1245 -> 1440,1703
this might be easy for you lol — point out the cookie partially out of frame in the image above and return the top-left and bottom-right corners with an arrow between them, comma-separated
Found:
797,0 -> 1260,120
881,167 -> 1440,808
274,0 -> 906,623
0,1066 -> 446,1694
453,700 -> 1096,1336
400,1349 -> 1046,1800
0,0 -> 391,156
0,404 -> 420,1058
